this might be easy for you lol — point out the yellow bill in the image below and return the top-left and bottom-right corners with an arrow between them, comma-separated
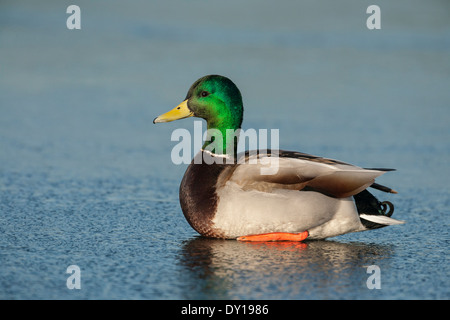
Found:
153,100 -> 193,123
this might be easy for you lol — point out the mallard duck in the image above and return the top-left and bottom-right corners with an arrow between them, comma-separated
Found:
154,75 -> 404,241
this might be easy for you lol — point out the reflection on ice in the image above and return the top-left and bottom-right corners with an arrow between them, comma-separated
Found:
178,237 -> 394,299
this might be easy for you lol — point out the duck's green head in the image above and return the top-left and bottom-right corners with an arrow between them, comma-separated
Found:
154,75 -> 244,154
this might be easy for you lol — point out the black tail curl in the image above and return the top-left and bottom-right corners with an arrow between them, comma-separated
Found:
354,189 -> 395,230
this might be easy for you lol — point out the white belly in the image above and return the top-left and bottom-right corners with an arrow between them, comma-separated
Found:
212,181 -> 365,239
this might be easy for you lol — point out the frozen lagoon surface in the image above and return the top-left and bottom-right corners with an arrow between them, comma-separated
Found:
0,0 -> 449,299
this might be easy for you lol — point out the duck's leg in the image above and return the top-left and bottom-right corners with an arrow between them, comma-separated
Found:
237,231 -> 308,242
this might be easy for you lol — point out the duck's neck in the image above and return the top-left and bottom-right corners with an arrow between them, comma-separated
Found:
202,115 -> 241,158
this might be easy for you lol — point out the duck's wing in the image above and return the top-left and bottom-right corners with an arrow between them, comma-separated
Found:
229,150 -> 394,198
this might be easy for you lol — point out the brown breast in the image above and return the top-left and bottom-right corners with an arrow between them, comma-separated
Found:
179,151 -> 235,238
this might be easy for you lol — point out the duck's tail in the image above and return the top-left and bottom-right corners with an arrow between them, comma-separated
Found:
364,168 -> 398,194
354,189 -> 405,229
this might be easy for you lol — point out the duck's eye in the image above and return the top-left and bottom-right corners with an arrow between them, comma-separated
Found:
200,91 -> 210,97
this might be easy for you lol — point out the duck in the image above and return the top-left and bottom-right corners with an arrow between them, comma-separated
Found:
153,75 -> 404,241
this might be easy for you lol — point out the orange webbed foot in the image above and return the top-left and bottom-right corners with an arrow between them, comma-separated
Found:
237,231 -> 309,242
